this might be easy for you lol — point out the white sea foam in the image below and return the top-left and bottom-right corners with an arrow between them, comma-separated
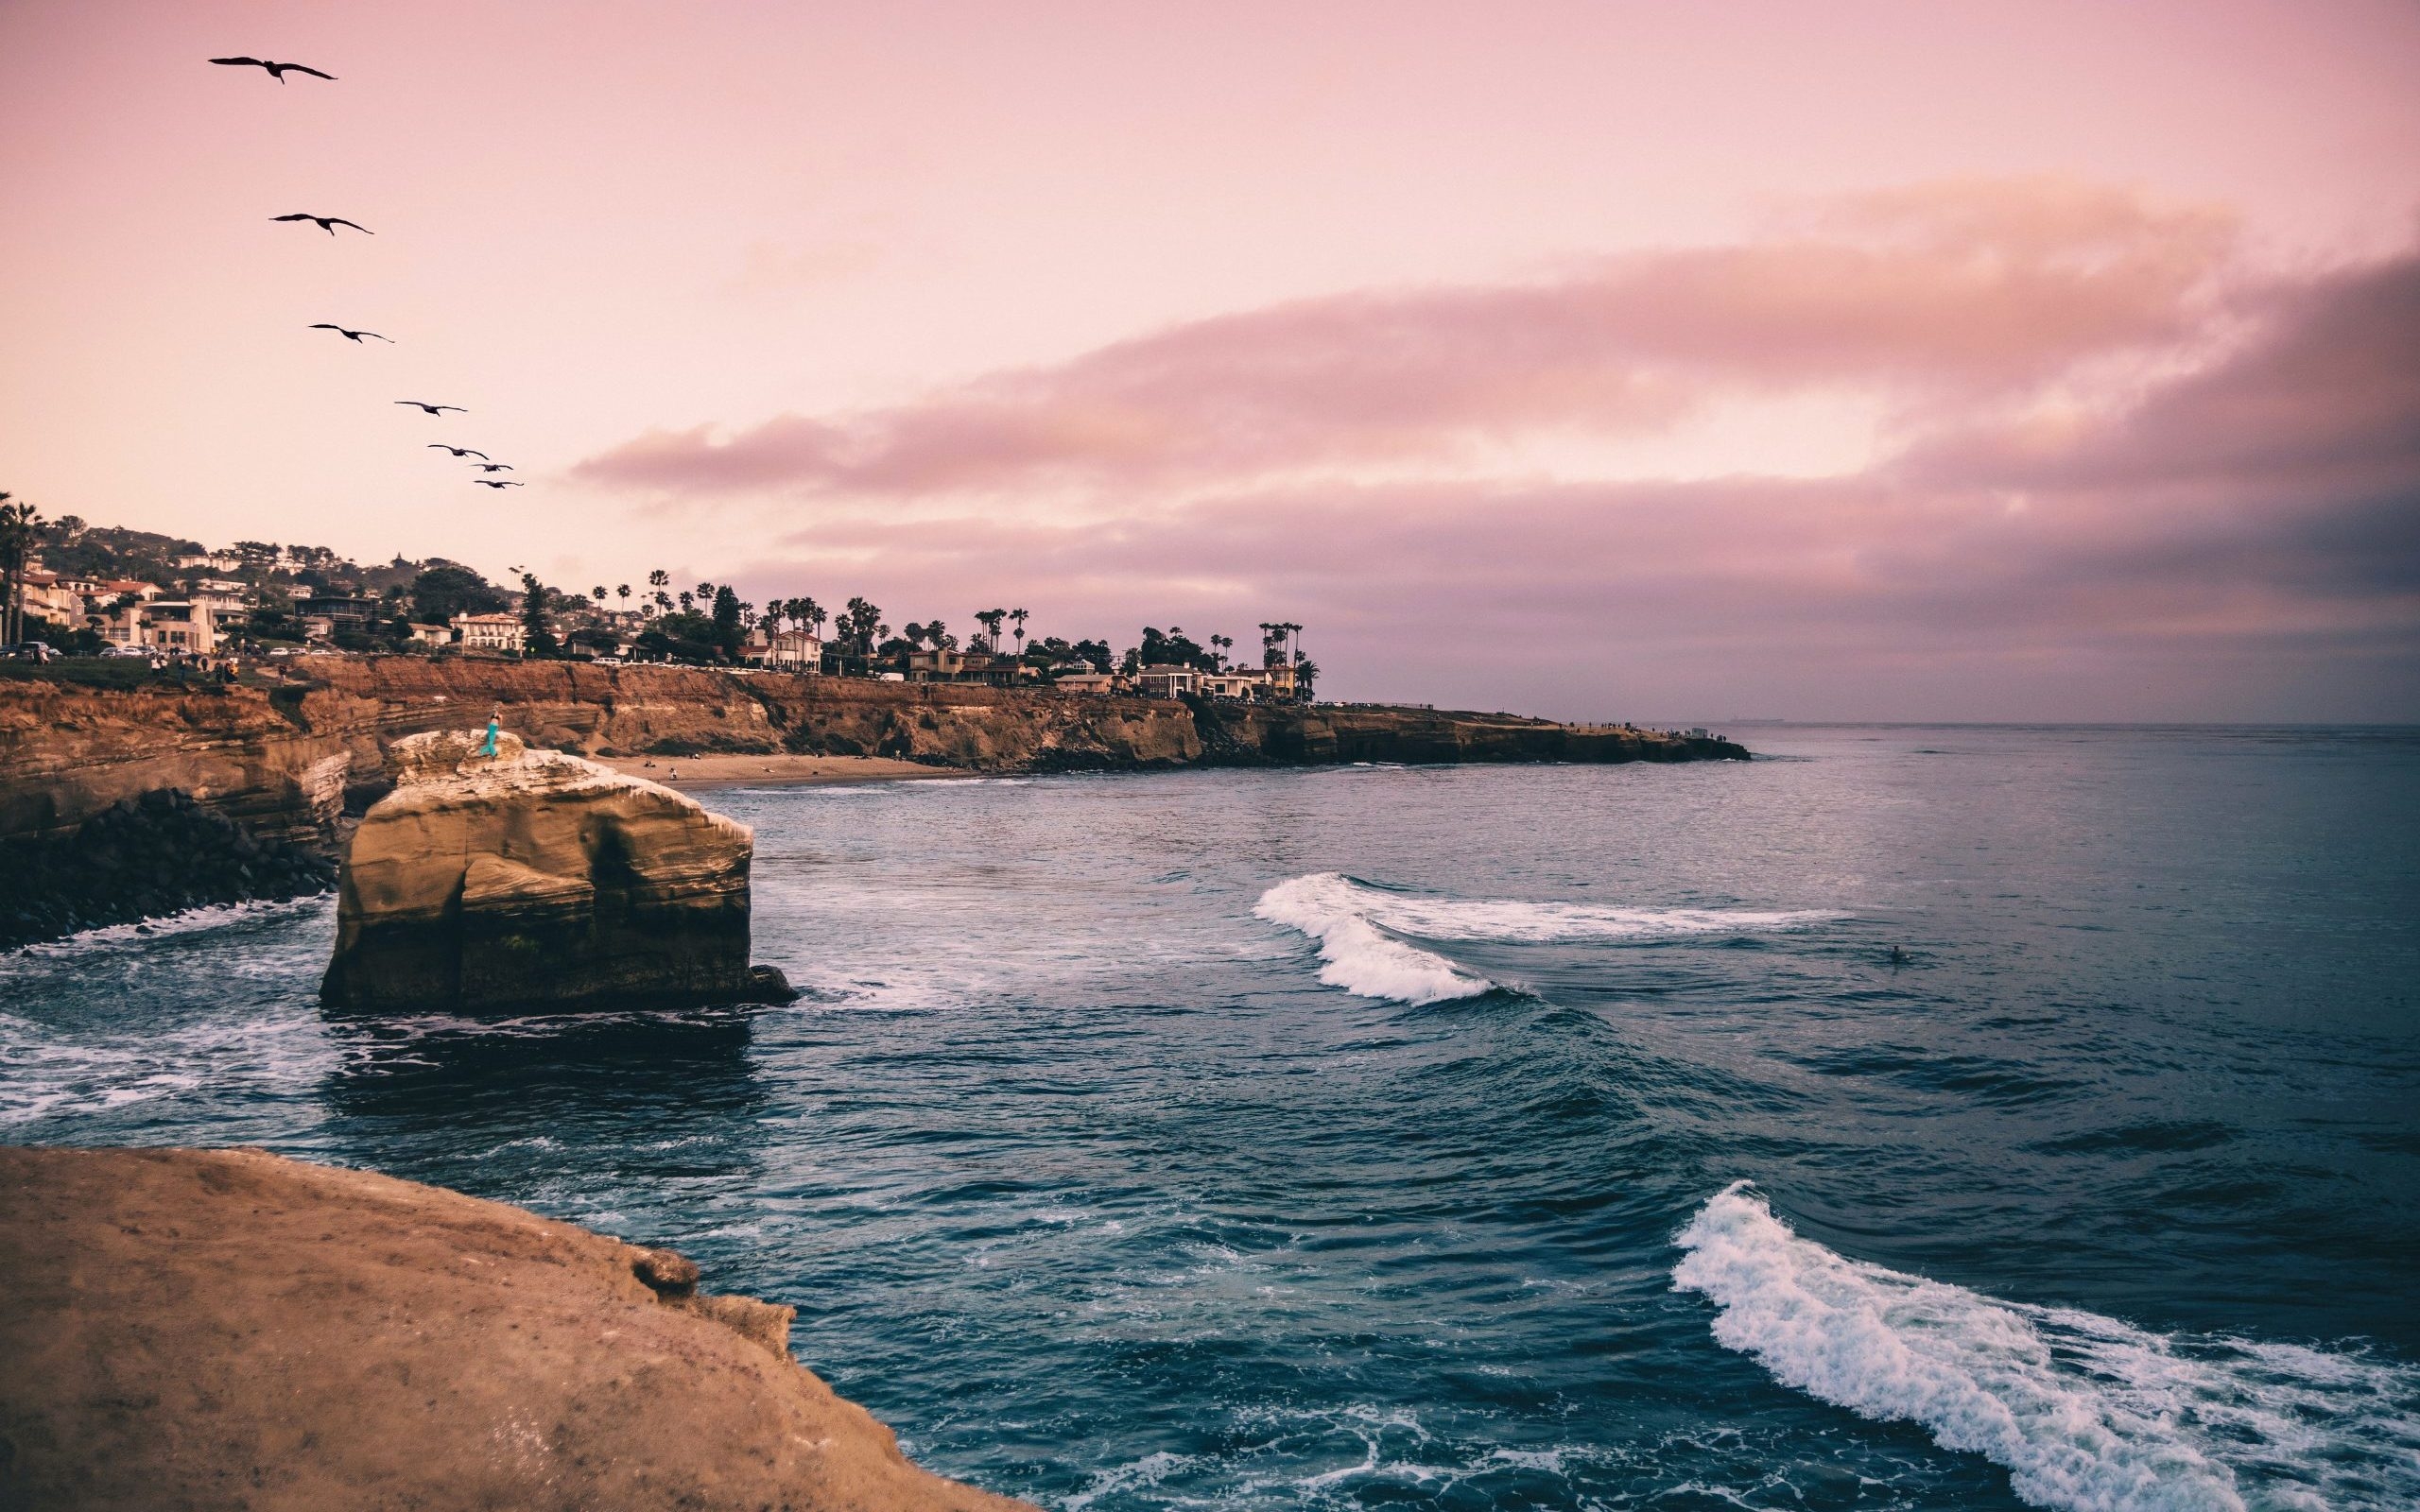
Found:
2,895 -> 330,965
1253,874 -> 1833,1005
1673,1182 -> 2420,1512
1253,876 -> 1490,1004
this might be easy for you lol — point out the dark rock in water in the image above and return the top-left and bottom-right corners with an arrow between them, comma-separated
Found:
0,789 -> 335,952
321,730 -> 779,1013
742,963 -> 802,1004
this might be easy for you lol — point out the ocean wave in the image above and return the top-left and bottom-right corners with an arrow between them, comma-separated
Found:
1673,1182 -> 2420,1512
1253,875 -> 1492,1004
1253,873 -> 1833,1005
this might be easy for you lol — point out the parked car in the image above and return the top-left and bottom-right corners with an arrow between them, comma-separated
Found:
0,642 -> 58,662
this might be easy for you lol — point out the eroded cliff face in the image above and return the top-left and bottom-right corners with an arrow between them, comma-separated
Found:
322,730 -> 773,1013
0,660 -> 1747,850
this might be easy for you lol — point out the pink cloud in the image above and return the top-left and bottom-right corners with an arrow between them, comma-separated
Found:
706,240 -> 2419,720
578,179 -> 2239,499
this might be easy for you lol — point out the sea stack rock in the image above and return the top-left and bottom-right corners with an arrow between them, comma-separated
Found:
321,730 -> 792,1012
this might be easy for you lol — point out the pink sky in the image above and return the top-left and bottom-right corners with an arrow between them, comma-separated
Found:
4,1 -> 2416,719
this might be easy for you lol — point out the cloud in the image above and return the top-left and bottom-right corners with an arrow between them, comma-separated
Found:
577,179 -> 2416,718
579,178 -> 2240,501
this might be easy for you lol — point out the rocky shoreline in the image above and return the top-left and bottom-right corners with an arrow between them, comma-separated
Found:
0,660 -> 1749,948
0,788 -> 337,952
0,1145 -> 1033,1512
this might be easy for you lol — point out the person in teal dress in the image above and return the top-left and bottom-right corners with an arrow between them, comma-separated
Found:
477,709 -> 501,758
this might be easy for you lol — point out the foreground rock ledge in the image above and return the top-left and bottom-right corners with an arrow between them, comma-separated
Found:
322,729 -> 791,1012
0,1146 -> 1030,1512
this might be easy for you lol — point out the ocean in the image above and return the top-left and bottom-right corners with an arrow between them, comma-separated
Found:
5,723 -> 2417,1511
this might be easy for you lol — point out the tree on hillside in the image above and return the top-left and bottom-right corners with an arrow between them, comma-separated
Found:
1011,608 -> 1028,655
976,608 -> 1007,652
1137,626 -> 1212,670
408,562 -> 509,625
648,569 -> 670,615
711,586 -> 743,662
838,597 -> 881,655
517,571 -> 560,658
616,583 -> 631,612
0,493 -> 43,644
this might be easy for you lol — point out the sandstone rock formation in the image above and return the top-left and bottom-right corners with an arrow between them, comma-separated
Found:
0,1145 -> 1032,1512
320,729 -> 788,1012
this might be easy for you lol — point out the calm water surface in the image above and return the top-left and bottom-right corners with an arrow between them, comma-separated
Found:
6,724 -> 2418,1510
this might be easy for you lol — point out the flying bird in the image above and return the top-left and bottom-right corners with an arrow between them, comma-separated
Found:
396,401 -> 466,416
471,462 -> 513,472
426,444 -> 488,459
272,213 -> 372,236
475,479 -> 525,489
207,57 -> 336,83
309,323 -> 390,343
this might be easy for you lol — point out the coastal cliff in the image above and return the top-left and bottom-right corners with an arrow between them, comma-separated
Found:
0,659 -> 1748,848
0,1144 -> 1032,1512
323,730 -> 789,1013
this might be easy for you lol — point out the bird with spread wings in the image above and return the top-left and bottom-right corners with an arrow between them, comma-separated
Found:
272,214 -> 372,236
208,57 -> 336,82
397,401 -> 466,416
310,323 -> 390,344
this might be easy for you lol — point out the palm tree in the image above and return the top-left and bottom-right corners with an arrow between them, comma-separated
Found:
975,608 -> 1007,652
616,583 -> 631,612
0,493 -> 43,645
1010,607 -> 1028,656
648,569 -> 669,618
591,586 -> 607,606
696,581 -> 716,605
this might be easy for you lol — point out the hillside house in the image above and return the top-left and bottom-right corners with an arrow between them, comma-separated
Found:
452,611 -> 527,654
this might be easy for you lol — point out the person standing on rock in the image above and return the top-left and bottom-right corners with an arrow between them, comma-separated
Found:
476,709 -> 502,760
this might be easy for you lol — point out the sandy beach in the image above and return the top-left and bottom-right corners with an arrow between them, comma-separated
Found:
597,753 -> 973,788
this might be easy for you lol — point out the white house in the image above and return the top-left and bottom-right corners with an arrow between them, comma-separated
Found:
139,601 -> 219,656
452,611 -> 527,654
1135,664 -> 1200,698
752,628 -> 823,672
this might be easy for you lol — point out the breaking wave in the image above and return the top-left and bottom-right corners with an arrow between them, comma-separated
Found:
1253,873 -> 1834,1005
1673,1182 -> 2420,1512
